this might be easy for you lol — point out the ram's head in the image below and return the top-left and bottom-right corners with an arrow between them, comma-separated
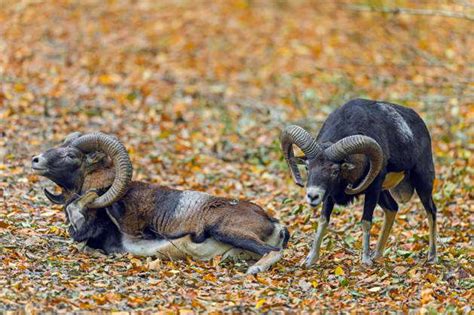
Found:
281,125 -> 383,207
32,132 -> 133,208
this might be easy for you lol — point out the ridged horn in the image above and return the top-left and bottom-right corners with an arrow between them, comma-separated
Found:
44,188 -> 66,205
324,135 -> 383,195
71,132 -> 133,208
280,125 -> 321,187
62,132 -> 83,147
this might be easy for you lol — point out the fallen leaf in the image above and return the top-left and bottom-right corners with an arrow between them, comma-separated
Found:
335,266 -> 345,276
255,298 -> 266,309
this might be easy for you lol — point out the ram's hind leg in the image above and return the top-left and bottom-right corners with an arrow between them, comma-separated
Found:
246,250 -> 282,275
212,228 -> 279,256
210,227 -> 281,274
417,192 -> 437,263
413,167 -> 438,263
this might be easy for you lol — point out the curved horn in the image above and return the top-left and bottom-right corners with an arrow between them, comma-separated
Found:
44,188 -> 66,205
71,133 -> 133,208
280,125 -> 321,187
324,135 -> 383,195
62,132 -> 83,147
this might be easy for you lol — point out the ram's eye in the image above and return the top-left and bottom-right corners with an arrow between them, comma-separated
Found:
331,169 -> 339,177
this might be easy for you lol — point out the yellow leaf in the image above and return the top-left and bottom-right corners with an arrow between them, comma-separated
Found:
425,273 -> 437,283
421,288 -> 433,304
203,273 -> 217,282
255,298 -> 266,309
256,276 -> 270,285
413,74 -> 424,85
128,296 -> 145,305
233,0 -> 249,9
312,280 -> 318,288
98,74 -> 121,85
334,266 -> 345,276
14,83 -> 26,93
92,294 -> 108,305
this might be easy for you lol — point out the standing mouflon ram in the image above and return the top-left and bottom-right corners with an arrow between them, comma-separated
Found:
32,132 -> 289,274
281,98 -> 437,266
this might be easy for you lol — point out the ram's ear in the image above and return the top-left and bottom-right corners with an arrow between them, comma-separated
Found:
85,152 -> 107,166
341,162 -> 355,171
81,152 -> 106,173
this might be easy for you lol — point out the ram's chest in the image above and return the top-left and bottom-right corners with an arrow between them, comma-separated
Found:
382,171 -> 405,190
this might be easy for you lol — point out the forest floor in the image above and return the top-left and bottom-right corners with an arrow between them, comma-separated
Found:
0,0 -> 472,312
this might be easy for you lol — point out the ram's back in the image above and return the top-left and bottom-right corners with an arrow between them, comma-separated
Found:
317,99 -> 432,171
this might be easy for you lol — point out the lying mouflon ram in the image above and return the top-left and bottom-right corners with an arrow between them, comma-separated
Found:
32,132 -> 289,274
281,98 -> 437,266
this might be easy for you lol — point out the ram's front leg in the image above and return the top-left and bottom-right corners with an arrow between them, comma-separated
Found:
372,191 -> 399,260
361,191 -> 379,266
247,250 -> 283,275
66,190 -> 99,232
303,197 -> 334,268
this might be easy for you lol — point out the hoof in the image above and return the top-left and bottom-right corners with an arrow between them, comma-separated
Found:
246,265 -> 263,275
424,255 -> 438,265
361,256 -> 373,266
370,250 -> 383,260
302,254 -> 318,269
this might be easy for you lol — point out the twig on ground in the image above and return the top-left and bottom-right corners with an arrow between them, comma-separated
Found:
347,5 -> 474,21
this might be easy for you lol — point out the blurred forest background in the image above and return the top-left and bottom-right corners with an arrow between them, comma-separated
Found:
0,0 -> 472,312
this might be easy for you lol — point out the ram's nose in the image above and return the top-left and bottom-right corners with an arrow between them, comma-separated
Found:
31,155 -> 47,172
306,186 -> 325,207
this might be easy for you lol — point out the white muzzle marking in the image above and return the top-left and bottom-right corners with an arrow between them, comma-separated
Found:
306,186 -> 325,207
31,154 -> 48,174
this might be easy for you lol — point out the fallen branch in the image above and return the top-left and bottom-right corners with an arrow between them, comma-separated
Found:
348,4 -> 474,21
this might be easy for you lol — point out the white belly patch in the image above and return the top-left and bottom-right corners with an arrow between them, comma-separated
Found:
122,235 -> 173,256
121,234 -> 250,260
